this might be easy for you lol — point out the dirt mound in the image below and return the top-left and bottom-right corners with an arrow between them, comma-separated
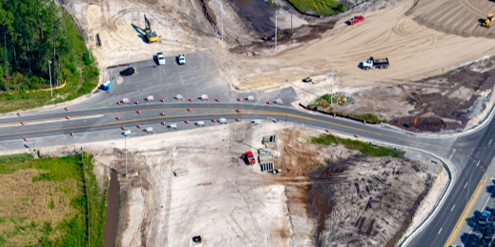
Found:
310,155 -> 432,247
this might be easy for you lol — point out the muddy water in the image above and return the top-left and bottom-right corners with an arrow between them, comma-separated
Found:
231,0 -> 277,35
103,170 -> 120,247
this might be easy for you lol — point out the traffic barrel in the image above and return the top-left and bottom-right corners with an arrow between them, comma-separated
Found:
215,98 -> 220,102
161,97 -> 165,102
17,112 -> 21,117
187,107 -> 192,112
355,134 -> 359,139
137,124 -> 142,129
122,125 -> 126,130
65,106 -> 69,111
137,109 -> 141,114
236,108 -> 241,113
162,121 -> 166,126
326,129 -> 331,133
21,120 -> 25,125
135,100 -> 139,105
23,137 -> 28,142
237,97 -> 242,102
236,118 -> 240,122
185,119 -> 190,124
66,116 -> 71,120
188,97 -> 193,102
212,118 -> 217,123
116,116 -> 121,121
267,100 -> 271,105
273,118 -> 278,123
333,113 -> 336,118
161,112 -> 165,116
70,132 -> 75,137
117,101 -> 121,106
363,120 -> 366,124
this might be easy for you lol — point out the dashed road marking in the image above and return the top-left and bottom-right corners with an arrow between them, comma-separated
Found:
451,205 -> 456,212
438,227 -> 443,235
464,182 -> 469,189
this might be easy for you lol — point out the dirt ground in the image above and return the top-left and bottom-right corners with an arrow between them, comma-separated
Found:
37,123 -> 439,247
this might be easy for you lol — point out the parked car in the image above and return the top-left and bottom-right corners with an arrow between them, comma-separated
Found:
347,15 -> 365,25
177,54 -> 186,65
479,210 -> 492,226
157,52 -> 166,65
119,67 -> 135,76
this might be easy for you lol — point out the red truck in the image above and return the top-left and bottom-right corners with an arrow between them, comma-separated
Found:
243,151 -> 256,165
347,15 -> 365,25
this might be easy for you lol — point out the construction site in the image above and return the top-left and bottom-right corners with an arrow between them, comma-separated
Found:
41,0 -> 495,245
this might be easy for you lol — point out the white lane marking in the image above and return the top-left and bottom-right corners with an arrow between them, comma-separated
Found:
464,182 -> 469,189
489,139 -> 493,146
448,149 -> 456,160
476,160 -> 481,167
451,205 -> 456,212
437,227 -> 443,235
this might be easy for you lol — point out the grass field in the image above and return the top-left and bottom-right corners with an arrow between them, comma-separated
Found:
287,0 -> 346,16
0,153 -> 107,246
312,134 -> 405,158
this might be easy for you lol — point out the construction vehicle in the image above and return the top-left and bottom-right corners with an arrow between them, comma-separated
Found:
481,13 -> 494,27
144,15 -> 158,43
243,151 -> 256,165
361,56 -> 389,70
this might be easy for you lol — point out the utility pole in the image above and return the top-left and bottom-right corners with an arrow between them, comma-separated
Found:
275,10 -> 278,50
220,0 -> 224,42
124,136 -> 128,177
48,60 -> 53,98
331,63 -> 334,105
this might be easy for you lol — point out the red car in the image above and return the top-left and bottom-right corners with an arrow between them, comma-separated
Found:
243,151 -> 256,165
347,15 -> 365,25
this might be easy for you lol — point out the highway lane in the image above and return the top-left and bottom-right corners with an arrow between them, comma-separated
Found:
0,103 -> 456,153
407,110 -> 495,246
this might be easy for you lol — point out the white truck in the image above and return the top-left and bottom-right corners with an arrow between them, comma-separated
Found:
361,57 -> 389,70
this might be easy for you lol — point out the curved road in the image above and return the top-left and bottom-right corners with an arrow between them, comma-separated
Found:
0,102 -> 492,246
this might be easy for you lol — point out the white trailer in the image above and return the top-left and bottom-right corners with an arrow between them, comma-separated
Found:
247,95 -> 255,102
200,94 -> 209,101
146,95 -> 154,102
175,94 -> 184,101
218,118 -> 227,124
145,127 -> 154,133
123,130 -> 131,136
169,123 -> 178,129
252,119 -> 261,125
122,98 -> 130,104
196,121 -> 205,127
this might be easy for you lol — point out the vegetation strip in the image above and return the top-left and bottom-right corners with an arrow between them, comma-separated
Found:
311,134 -> 405,158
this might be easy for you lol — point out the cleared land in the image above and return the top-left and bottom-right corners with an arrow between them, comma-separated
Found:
70,122 -> 442,246
0,153 -> 106,246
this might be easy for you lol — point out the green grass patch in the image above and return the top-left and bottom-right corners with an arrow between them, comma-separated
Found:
337,112 -> 387,124
0,153 -> 107,246
311,134 -> 405,158
288,0 -> 346,16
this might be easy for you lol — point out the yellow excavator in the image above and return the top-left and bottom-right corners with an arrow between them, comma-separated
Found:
144,15 -> 158,43
481,13 -> 494,27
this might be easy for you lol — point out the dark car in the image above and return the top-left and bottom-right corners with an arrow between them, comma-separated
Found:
119,67 -> 135,76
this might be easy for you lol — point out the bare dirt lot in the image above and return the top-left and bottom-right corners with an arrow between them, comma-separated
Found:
66,123 -> 441,246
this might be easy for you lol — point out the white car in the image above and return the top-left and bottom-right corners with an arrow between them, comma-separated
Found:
157,52 -> 165,65
178,54 -> 186,65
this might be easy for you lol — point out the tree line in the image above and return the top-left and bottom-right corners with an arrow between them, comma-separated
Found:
0,0 -> 95,92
